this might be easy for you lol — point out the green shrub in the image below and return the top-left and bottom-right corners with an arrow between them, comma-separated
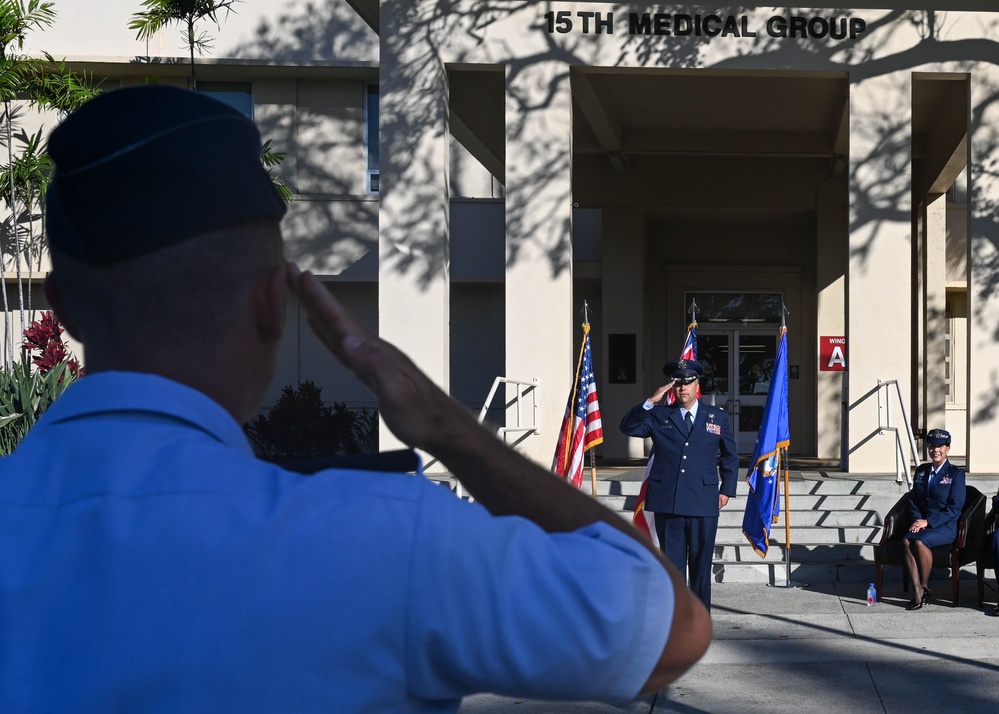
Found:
0,359 -> 75,455
244,381 -> 378,460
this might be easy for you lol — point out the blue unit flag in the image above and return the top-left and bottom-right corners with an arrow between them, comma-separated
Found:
741,326 -> 790,558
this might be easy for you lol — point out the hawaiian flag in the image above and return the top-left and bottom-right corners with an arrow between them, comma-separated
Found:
633,321 -> 699,546
552,324 -> 604,489
741,326 -> 790,557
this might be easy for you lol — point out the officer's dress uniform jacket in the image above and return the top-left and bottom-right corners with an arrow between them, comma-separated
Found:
620,401 -> 739,516
906,459 -> 966,546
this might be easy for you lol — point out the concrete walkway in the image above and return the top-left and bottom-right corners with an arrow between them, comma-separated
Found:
459,579 -> 999,713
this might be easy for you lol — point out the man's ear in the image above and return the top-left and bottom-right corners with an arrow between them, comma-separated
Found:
254,263 -> 286,343
44,275 -> 82,341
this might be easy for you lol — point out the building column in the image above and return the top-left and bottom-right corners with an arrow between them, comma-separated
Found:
379,6 -> 450,461
601,208 -> 647,460
505,61 -> 574,464
815,175 -> 848,464
968,65 -> 999,472
847,73 -> 913,473
922,194 -> 948,440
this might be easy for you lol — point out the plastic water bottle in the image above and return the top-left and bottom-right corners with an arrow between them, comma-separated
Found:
866,583 -> 877,606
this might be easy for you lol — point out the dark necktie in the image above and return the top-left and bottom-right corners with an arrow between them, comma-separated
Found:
685,411 -> 693,435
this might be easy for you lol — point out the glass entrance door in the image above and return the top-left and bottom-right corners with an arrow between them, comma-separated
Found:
697,330 -> 778,453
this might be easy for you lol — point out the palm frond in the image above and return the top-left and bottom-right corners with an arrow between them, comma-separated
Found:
259,139 -> 285,168
26,54 -> 102,113
0,127 -> 52,211
0,1 -> 57,56
260,140 -> 294,203
129,0 -> 238,42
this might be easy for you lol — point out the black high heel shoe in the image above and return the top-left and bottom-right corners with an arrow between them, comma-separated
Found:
921,587 -> 932,605
905,598 -> 923,611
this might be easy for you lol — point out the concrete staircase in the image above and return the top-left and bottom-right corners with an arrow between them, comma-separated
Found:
434,467 -> 996,586
594,468 -> 996,585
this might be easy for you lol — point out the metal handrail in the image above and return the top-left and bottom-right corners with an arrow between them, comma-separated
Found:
448,376 -> 540,501
476,376 -> 541,437
876,379 -> 919,489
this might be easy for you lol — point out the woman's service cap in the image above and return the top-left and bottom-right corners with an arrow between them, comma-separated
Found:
925,429 -> 951,446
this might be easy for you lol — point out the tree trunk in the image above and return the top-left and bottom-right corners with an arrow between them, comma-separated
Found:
188,16 -> 196,91
2,99 -> 17,367
6,100 -> 25,355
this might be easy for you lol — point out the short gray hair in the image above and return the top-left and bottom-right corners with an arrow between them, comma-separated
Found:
49,218 -> 284,355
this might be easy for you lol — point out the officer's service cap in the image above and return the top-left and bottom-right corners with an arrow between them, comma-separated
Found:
663,359 -> 704,384
926,429 -> 951,446
46,85 -> 287,264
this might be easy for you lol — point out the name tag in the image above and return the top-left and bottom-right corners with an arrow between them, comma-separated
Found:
706,423 -> 721,435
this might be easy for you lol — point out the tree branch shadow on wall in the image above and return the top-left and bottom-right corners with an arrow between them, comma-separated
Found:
216,2 -> 999,425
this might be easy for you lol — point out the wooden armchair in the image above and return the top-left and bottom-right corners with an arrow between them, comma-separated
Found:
874,485 -> 987,606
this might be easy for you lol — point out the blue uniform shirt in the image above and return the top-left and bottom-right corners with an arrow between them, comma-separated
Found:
0,372 -> 672,712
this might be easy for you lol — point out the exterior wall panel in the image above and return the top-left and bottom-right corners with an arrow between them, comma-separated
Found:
6,2 -> 999,470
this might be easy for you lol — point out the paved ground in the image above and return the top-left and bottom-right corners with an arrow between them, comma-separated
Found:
459,578 -> 999,713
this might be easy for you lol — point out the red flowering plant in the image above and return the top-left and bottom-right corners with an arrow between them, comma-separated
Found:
21,310 -> 82,377
0,311 -> 83,455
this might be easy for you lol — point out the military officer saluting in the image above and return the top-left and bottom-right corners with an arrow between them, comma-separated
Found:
620,359 -> 739,609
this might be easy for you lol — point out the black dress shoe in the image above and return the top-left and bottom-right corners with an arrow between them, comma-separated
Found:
905,598 -> 923,611
921,588 -> 932,605
991,605 -> 999,617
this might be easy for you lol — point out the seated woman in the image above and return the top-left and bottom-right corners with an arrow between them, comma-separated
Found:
903,429 -> 966,610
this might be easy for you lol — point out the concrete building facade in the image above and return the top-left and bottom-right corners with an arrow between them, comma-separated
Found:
6,1 -> 999,473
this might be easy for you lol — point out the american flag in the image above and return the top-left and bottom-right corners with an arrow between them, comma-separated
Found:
633,321 -> 699,546
632,453 -> 660,546
552,325 -> 604,489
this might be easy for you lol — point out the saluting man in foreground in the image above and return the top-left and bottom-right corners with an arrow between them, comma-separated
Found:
621,359 -> 739,609
0,85 -> 711,712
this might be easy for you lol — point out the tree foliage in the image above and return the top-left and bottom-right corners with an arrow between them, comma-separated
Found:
260,138 -> 293,203
129,0 -> 238,89
0,1 -> 99,367
128,0 -> 292,200
245,381 -> 378,460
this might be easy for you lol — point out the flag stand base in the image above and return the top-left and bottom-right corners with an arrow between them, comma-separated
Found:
767,556 -> 804,589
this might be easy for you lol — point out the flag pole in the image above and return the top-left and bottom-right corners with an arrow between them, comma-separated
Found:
688,299 -> 699,338
781,447 -> 793,586
688,300 -> 701,405
584,301 -> 599,498
588,441 -> 598,497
